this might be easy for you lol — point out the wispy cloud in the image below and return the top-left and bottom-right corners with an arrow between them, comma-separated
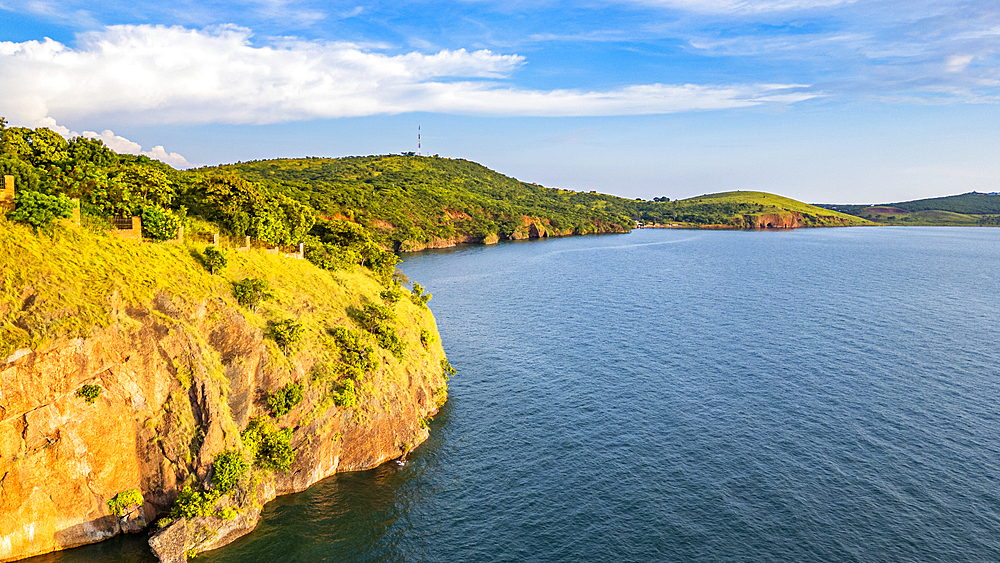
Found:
0,24 -> 814,127
615,0 -> 856,15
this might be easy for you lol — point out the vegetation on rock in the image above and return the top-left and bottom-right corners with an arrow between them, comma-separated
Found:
107,489 -> 144,517
75,384 -> 102,404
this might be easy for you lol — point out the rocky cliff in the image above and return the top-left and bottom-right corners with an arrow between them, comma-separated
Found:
0,223 -> 448,562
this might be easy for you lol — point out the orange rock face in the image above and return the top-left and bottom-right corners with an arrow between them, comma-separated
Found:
0,294 -> 447,563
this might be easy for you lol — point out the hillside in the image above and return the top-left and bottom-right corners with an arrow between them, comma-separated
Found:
816,192 -> 1000,226
0,218 -> 449,562
641,191 -> 870,228
189,155 -> 637,251
191,158 -> 868,250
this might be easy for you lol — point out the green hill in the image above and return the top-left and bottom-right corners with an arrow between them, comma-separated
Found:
190,157 -> 868,249
817,192 -> 1000,226
649,191 -> 869,228
189,155 -> 637,250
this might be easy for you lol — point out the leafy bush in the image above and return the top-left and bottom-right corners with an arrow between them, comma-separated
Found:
420,329 -> 435,349
141,205 -> 179,241
269,319 -> 304,354
334,379 -> 357,408
9,190 -> 74,230
169,486 -> 218,519
380,285 -> 404,304
267,381 -> 304,418
410,283 -> 432,308
441,358 -> 456,379
232,277 -> 273,312
107,489 -> 144,517
203,245 -> 227,275
241,417 -> 295,473
211,450 -> 249,494
76,384 -> 102,404
352,303 -> 405,360
373,325 -> 405,360
331,326 -> 377,373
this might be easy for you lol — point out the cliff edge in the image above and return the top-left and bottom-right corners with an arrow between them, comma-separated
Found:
0,220 -> 449,562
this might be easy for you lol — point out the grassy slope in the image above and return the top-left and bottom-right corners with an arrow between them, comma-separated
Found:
187,157 -> 869,240
190,156 -> 637,246
0,219 -> 438,375
816,192 -> 1000,226
682,191 -> 868,221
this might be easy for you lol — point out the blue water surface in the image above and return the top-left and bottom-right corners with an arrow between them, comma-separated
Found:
36,227 -> 1000,563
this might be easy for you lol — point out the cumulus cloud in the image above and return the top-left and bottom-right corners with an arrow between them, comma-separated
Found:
79,129 -> 193,168
0,24 -> 813,128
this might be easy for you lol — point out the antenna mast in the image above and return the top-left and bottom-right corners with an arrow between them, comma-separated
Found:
418,125 -> 422,156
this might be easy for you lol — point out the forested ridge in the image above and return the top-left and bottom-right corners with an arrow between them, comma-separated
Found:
1,121 -> 867,269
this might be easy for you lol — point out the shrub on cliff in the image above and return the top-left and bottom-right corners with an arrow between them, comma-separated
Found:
333,379 -> 357,408
169,486 -> 218,519
107,489 -> 143,517
267,381 -> 304,418
330,326 -> 378,373
141,205 -> 180,241
269,319 -> 304,354
203,245 -> 227,275
241,417 -> 295,473
420,329 -> 435,349
410,283 -> 432,308
232,277 -> 273,312
75,384 -> 101,404
211,450 -> 249,494
9,190 -> 74,231
351,303 -> 406,360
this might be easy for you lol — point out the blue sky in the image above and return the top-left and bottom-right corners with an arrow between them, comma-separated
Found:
1,0 -> 999,203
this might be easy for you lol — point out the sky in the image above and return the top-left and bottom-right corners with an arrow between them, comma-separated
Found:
1,0 -> 999,203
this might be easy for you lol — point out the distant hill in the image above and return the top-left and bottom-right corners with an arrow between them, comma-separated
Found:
816,192 -> 1000,226
651,191 -> 869,229
194,157 -> 869,250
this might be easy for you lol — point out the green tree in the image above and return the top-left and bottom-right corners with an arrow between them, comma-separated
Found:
117,165 -> 174,207
0,154 -> 40,192
211,450 -> 249,494
10,190 -> 74,231
232,278 -> 273,312
269,319 -> 304,353
203,246 -> 227,275
141,206 -> 180,241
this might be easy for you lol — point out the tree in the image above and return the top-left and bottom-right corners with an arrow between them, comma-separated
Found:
117,165 -> 174,207
203,246 -> 227,275
141,206 -> 180,241
9,190 -> 74,231
410,283 -> 432,308
0,154 -> 40,192
269,319 -> 304,354
232,278 -> 273,312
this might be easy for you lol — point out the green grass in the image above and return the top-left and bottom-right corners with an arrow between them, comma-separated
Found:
0,218 -> 445,371
0,217 -> 218,358
681,191 -> 867,221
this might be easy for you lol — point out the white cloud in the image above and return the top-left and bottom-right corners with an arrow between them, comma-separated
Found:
946,55 -> 974,72
140,145 -> 193,168
78,129 -> 193,167
0,24 -> 813,128
621,0 -> 855,15
80,129 -> 142,154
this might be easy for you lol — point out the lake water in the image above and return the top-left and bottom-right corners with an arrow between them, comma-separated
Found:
36,227 -> 1000,562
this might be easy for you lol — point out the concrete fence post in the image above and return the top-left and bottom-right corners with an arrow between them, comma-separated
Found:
1,175 -> 13,212
298,242 -> 305,259
212,233 -> 219,246
244,236 -> 250,248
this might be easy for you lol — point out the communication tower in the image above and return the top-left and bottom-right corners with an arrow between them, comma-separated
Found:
418,125 -> 422,156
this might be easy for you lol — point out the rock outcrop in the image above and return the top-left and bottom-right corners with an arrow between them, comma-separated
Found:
0,282 -> 448,562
